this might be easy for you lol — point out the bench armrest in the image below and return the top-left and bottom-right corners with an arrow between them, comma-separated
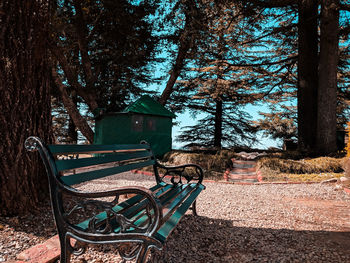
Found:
57,186 -> 163,238
155,161 -> 204,184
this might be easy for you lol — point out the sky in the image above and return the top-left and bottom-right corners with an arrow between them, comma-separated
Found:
148,59 -> 282,150
170,104 -> 281,150
148,59 -> 281,150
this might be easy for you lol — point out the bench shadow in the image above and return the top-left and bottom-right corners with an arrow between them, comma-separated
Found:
2,207 -> 350,263
158,215 -> 350,263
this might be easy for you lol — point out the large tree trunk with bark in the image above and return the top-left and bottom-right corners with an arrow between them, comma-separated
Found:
316,0 -> 339,154
0,1 -> 51,215
297,0 -> 319,153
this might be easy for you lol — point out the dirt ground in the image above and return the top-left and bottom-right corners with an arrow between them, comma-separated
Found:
1,174 -> 350,262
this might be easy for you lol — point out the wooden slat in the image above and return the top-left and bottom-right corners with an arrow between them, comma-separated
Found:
110,184 -> 176,226
158,184 -> 188,205
114,184 -> 185,227
154,184 -> 205,243
75,183 -> 204,239
112,184 -> 197,234
61,159 -> 155,186
161,184 -> 197,220
48,144 -> 150,155
120,184 -> 196,232
76,183 -> 166,230
56,150 -> 152,172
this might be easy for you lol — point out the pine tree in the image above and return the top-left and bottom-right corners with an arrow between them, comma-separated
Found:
238,0 -> 350,154
175,1 -> 262,148
50,0 -> 161,142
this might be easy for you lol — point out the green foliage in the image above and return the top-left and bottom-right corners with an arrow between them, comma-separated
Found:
52,0 -> 161,110
50,0 -> 162,142
176,107 -> 257,148
255,104 -> 297,140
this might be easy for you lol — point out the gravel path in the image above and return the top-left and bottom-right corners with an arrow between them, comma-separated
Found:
1,173 -> 350,262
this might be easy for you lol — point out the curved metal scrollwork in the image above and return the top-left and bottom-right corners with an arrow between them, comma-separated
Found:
118,243 -> 143,262
24,136 -> 40,152
64,195 -> 154,235
156,162 -> 204,185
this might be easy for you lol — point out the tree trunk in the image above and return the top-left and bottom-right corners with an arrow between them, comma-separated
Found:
158,1 -> 196,106
213,99 -> 223,148
52,68 -> 95,143
297,0 -> 319,153
316,0 -> 339,154
0,0 -> 51,216
68,93 -> 78,143
158,35 -> 191,106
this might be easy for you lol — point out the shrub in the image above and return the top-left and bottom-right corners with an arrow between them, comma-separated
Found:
346,122 -> 350,157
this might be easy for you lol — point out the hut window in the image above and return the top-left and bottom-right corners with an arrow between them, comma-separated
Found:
132,115 -> 143,132
147,119 -> 156,131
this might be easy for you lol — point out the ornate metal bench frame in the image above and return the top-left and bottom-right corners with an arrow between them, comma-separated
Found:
25,136 -> 204,263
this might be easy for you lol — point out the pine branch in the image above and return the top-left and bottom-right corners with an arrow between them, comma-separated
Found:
247,0 -> 297,8
222,55 -> 298,68
49,43 -> 99,110
340,3 -> 350,11
72,0 -> 98,91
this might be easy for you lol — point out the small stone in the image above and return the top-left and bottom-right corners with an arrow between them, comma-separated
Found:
320,178 -> 338,184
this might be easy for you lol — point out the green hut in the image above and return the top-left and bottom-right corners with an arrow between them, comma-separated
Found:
94,95 -> 176,157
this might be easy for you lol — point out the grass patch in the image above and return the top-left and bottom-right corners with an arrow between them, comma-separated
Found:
162,150 -> 235,171
258,156 -> 344,174
258,155 -> 347,182
138,150 -> 348,183
262,172 -> 344,182
141,150 -> 238,180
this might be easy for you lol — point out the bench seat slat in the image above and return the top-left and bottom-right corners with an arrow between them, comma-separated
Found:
75,183 -> 200,235
76,183 -> 167,230
154,184 -> 205,243
161,184 -> 197,221
107,184 -> 185,232
61,159 -> 155,186
48,144 -> 150,155
157,184 -> 189,206
110,185 -> 191,233
56,151 -> 152,172
80,184 -> 201,235
113,184 -> 203,236
122,184 -> 199,232
117,184 -> 188,225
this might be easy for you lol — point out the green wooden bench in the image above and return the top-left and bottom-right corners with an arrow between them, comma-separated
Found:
25,136 -> 204,263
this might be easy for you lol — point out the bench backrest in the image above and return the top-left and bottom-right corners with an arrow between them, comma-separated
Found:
25,137 -> 158,186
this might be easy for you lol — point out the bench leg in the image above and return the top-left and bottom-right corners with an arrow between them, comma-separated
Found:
190,200 -> 198,216
136,244 -> 149,263
58,235 -> 71,263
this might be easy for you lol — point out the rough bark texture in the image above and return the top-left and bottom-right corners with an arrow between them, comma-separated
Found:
316,0 -> 339,154
72,0 -> 96,92
297,0 -> 319,153
0,1 -> 51,215
52,69 -> 95,143
214,100 -> 223,148
68,94 -> 78,144
158,33 -> 191,106
159,2 -> 196,106
49,44 -> 99,111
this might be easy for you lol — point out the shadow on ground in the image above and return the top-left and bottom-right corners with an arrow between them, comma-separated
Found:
1,202 -> 350,262
157,215 -> 350,263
